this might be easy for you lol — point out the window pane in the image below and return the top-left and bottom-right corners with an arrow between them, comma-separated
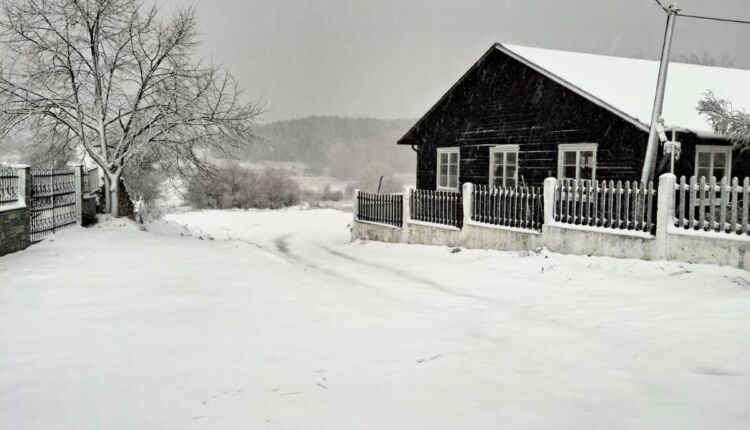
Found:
506,165 -> 517,179
563,165 -> 576,179
713,168 -> 726,180
563,151 -> 576,164
449,152 -> 458,164
506,178 -> 516,188
580,151 -> 595,167
448,175 -> 457,189
449,164 -> 458,176
507,152 -> 517,164
697,152 -> 711,167
493,176 -> 503,187
440,153 -> 448,165
580,166 -> 594,180
494,164 -> 504,178
439,174 -> 448,187
714,152 -> 727,168
697,167 -> 710,180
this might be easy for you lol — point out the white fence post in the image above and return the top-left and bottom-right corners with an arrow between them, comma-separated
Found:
655,173 -> 676,259
401,186 -> 413,243
462,182 -> 473,225
543,177 -> 557,227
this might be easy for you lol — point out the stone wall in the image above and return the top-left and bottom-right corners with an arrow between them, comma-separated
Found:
0,206 -> 30,257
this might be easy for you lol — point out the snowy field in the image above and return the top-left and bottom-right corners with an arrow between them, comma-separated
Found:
1,209 -> 750,429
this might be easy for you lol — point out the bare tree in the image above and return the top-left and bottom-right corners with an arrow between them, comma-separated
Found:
0,0 -> 261,215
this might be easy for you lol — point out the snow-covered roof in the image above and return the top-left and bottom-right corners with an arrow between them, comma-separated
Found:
499,43 -> 750,138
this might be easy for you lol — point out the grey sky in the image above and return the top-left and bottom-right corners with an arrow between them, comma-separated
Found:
158,0 -> 750,123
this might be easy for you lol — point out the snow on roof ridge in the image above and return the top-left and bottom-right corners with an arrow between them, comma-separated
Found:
497,42 -> 750,137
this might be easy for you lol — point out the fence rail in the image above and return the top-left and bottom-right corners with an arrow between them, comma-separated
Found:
30,169 -> 78,242
356,191 -> 403,228
674,176 -> 750,235
554,178 -> 657,234
0,167 -> 18,208
471,184 -> 543,231
410,189 -> 463,228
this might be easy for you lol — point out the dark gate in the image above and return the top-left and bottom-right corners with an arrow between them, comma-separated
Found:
30,170 -> 78,243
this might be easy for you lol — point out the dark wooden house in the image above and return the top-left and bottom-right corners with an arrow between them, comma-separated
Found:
398,43 -> 750,191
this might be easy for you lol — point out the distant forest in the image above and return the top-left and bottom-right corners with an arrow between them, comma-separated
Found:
243,116 -> 416,187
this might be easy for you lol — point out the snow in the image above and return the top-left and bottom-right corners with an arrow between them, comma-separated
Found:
502,44 -> 750,137
1,208 -> 750,429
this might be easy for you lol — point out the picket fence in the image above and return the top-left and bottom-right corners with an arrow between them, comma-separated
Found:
554,178 -> 657,234
673,176 -> 750,235
471,184 -> 544,232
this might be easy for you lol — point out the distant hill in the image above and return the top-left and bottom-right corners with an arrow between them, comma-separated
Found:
243,116 -> 416,186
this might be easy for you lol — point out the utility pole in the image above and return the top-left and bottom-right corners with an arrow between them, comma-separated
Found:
641,3 -> 680,183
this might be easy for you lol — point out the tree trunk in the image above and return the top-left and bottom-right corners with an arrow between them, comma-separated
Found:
107,173 -> 121,217
102,174 -> 112,214
110,182 -> 120,217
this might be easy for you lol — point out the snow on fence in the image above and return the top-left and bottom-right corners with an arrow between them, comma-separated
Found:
355,191 -> 403,228
0,167 -> 18,208
554,178 -> 657,234
673,176 -> 750,236
410,189 -> 463,228
471,184 -> 544,232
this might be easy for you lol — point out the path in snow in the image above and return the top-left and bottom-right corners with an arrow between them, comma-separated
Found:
0,209 -> 748,429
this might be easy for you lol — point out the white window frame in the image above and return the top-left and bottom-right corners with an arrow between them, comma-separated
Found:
557,143 -> 598,181
436,147 -> 460,191
489,144 -> 520,187
695,145 -> 732,180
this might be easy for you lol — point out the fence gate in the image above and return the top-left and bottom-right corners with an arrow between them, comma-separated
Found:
30,170 -> 78,243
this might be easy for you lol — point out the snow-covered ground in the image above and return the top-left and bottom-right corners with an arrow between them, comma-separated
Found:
1,209 -> 749,429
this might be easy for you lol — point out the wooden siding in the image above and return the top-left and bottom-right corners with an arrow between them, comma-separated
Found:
402,47 -> 739,189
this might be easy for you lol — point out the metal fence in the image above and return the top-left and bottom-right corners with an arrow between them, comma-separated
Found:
674,176 -> 750,235
410,189 -> 463,228
0,167 -> 18,208
554,178 -> 657,234
356,191 -> 403,228
471,184 -> 544,232
30,170 -> 78,243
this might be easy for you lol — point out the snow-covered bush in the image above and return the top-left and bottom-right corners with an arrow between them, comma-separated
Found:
186,163 -> 301,210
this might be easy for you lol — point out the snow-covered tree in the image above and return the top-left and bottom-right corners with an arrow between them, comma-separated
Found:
697,91 -> 750,147
0,0 -> 261,216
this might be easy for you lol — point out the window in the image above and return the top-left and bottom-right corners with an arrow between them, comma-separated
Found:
489,145 -> 519,187
558,143 -> 597,181
436,148 -> 459,190
695,145 -> 732,180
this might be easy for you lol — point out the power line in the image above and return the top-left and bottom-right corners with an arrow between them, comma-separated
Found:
678,13 -> 750,26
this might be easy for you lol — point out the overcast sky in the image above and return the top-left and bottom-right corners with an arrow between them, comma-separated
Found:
158,0 -> 750,123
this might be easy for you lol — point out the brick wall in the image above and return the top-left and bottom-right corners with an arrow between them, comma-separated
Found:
0,206 -> 30,257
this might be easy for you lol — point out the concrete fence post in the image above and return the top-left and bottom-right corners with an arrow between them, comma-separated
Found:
543,177 -> 557,227
72,164 -> 84,225
401,186 -> 413,243
462,182 -> 473,224
655,173 -> 676,260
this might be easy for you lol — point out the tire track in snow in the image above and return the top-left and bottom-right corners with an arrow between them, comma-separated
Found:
317,244 -> 488,302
